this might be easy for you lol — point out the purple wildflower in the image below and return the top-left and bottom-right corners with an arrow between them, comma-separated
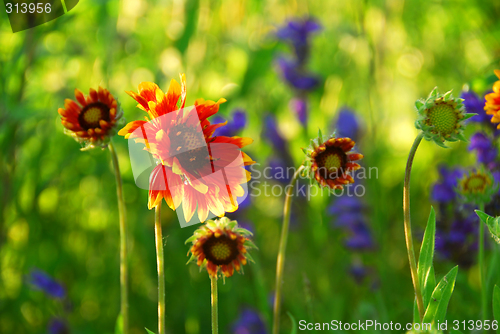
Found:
276,18 -> 321,64
276,57 -> 320,91
335,107 -> 360,141
28,269 -> 66,299
431,165 -> 463,203
469,132 -> 498,164
231,308 -> 267,334
289,98 -> 308,125
212,109 -> 247,137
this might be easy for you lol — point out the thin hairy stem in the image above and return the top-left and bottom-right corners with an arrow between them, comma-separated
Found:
273,165 -> 305,334
211,276 -> 219,334
109,141 -> 129,334
479,202 -> 486,322
154,204 -> 166,334
403,132 -> 425,321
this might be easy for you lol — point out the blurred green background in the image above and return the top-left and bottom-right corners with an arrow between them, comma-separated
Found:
1,0 -> 500,333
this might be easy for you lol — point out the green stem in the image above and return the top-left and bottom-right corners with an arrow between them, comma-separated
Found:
108,141 -> 129,334
154,204 -> 166,334
273,165 -> 305,334
403,133 -> 425,321
479,202 -> 486,322
211,276 -> 218,334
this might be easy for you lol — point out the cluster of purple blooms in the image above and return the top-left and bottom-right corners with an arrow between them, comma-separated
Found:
431,165 -> 479,267
328,108 -> 376,284
431,90 -> 500,267
28,269 -> 70,334
275,18 -> 321,125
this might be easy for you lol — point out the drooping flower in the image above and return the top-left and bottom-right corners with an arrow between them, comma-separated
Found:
431,165 -> 463,203
186,217 -> 256,278
415,88 -> 474,148
302,131 -> 363,191
119,75 -> 255,222
58,87 -> 124,150
458,168 -> 497,206
28,269 -> 66,299
231,308 -> 267,334
485,70 -> 500,129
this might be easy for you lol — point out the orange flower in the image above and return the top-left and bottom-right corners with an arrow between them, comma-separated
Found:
58,87 -> 124,150
485,69 -> 500,129
186,217 -> 256,278
119,74 -> 255,222
303,131 -> 362,190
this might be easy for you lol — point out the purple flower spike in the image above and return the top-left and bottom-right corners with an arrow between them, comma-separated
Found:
461,91 -> 487,123
28,269 -> 66,299
431,165 -> 463,203
276,57 -> 320,91
289,98 -> 308,125
469,132 -> 498,164
212,109 -> 247,137
276,18 -> 321,64
263,115 -> 287,152
335,107 -> 360,141
231,308 -> 267,334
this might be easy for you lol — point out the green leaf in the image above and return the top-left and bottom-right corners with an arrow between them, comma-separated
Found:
494,285 -> 500,322
287,312 -> 297,334
418,207 -> 436,308
449,330 -> 464,334
145,328 -> 155,334
115,314 -> 123,334
475,210 -> 491,224
423,266 -> 458,325
476,210 -> 500,244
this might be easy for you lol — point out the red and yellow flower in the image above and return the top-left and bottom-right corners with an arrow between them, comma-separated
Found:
485,70 -> 500,129
118,74 -> 255,222
302,131 -> 363,190
58,87 -> 124,150
186,217 -> 255,278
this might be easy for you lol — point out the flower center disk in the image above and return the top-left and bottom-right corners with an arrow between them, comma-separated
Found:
202,234 -> 238,265
169,124 -> 211,173
316,147 -> 346,178
465,175 -> 487,192
78,102 -> 110,130
426,102 -> 458,135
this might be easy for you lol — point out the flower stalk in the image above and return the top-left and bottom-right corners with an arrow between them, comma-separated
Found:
479,202 -> 486,322
108,141 -> 129,334
403,132 -> 425,321
273,165 -> 305,334
211,276 -> 219,334
154,204 -> 166,334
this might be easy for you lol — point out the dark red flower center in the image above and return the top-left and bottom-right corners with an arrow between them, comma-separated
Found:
169,124 -> 211,172
315,146 -> 347,179
202,234 -> 239,265
78,102 -> 110,130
